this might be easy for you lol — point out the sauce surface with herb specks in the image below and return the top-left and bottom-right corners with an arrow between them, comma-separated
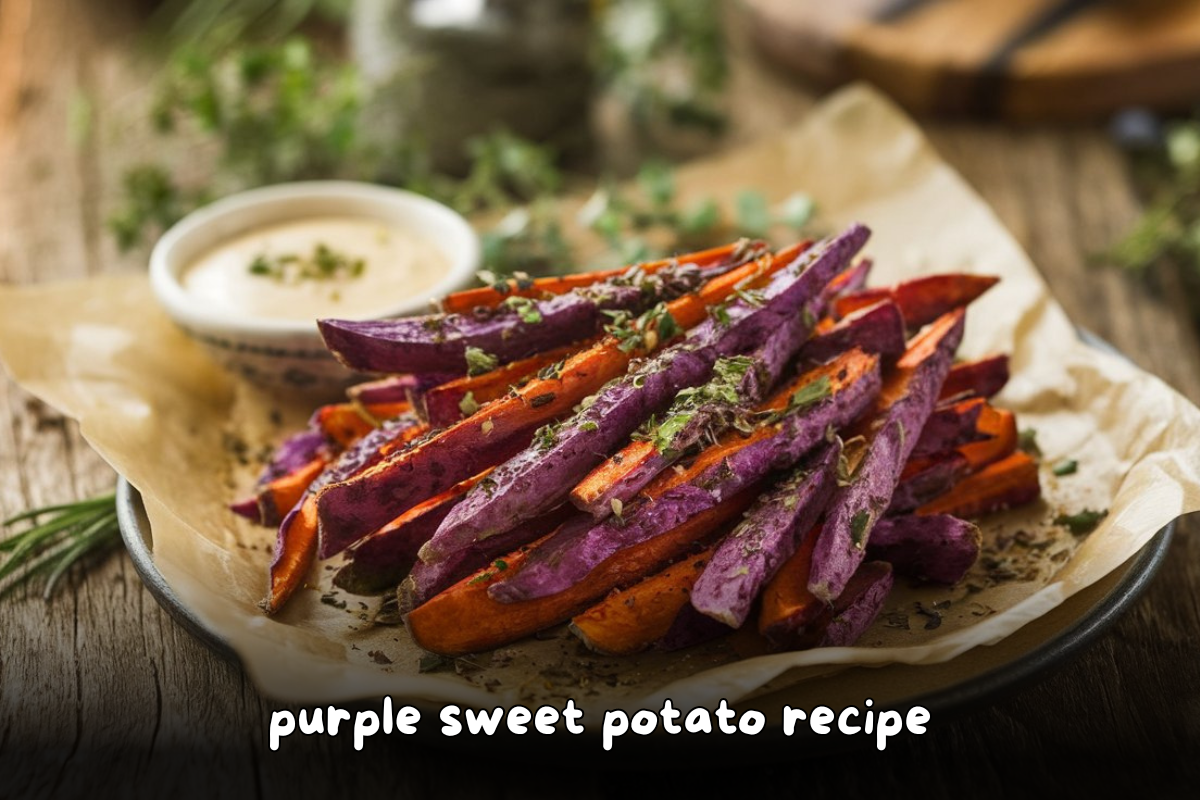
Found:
182,217 -> 449,321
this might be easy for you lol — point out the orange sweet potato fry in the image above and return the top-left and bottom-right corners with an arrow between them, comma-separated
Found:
405,490 -> 757,656
572,325 -> 861,512
438,241 -> 756,314
314,401 -> 412,448
757,525 -> 824,646
257,456 -> 327,528
916,451 -> 1040,518
835,274 -> 999,328
421,341 -> 593,428
263,495 -> 319,615
958,405 -> 1016,469
570,546 -> 717,656
317,248 -> 806,547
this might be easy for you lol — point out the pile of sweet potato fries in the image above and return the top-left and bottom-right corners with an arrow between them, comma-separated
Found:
232,225 -> 1040,657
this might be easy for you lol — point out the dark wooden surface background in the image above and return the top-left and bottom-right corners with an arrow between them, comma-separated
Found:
2,1 -> 1198,796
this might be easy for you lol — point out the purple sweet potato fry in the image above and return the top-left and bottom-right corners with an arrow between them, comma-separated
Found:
259,429 -> 326,485
575,306 -> 815,519
400,505 -> 580,609
813,561 -> 894,647
808,310 -> 965,603
689,441 -> 841,628
318,263 -> 711,374
331,490 -> 463,595
421,225 -> 872,563
887,453 -> 972,514
798,300 -> 905,364
487,353 -> 881,603
654,604 -> 733,652
940,354 -> 1010,401
909,400 -> 987,458
867,513 -> 981,584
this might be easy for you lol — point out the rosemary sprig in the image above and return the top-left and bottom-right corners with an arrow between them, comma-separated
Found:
1,492 -> 121,601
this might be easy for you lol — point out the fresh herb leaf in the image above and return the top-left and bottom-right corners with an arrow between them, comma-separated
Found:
503,295 -> 544,324
1054,508 -> 1108,536
534,422 -> 561,452
458,391 -> 479,417
680,197 -> 720,237
246,242 -> 367,283
789,375 -> 832,412
849,510 -> 872,549
464,347 -> 499,377
652,413 -> 694,454
1052,459 -> 1078,476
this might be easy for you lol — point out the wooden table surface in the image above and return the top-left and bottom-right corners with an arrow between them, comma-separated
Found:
2,1 -> 1198,796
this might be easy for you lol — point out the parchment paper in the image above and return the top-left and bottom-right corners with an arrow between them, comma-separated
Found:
3,85 -> 1199,717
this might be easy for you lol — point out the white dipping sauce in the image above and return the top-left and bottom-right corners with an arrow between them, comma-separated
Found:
182,217 -> 449,321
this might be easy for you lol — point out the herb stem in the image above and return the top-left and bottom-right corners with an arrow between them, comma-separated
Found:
42,511 -> 120,600
1,492 -> 121,600
2,492 -> 115,527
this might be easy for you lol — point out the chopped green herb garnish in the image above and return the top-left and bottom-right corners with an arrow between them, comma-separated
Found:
1052,459 -> 1078,476
537,360 -> 565,381
849,509 -> 872,548
464,346 -> 499,377
493,559 -> 508,572
1054,508 -> 1107,536
604,303 -> 681,354
789,375 -> 832,412
458,391 -> 479,417
610,498 -> 624,522
503,295 -> 543,324
579,421 -> 599,432
734,287 -> 764,308
246,242 -> 366,283
646,355 -> 756,453
418,653 -> 454,673
534,421 -> 561,451
475,269 -> 513,294
652,413 -> 694,454
1018,428 -> 1042,458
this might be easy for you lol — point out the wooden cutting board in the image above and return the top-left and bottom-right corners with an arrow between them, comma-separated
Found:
743,0 -> 1200,119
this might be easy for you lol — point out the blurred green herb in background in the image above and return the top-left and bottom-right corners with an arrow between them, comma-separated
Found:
597,0 -> 729,136
146,0 -> 351,54
109,26 -> 812,280
1107,117 -> 1200,323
